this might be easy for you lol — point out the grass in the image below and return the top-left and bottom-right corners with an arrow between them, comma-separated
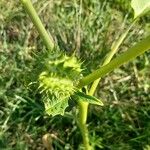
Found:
0,0 -> 150,149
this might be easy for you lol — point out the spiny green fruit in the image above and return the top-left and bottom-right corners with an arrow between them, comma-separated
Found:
46,54 -> 82,81
38,53 -> 82,116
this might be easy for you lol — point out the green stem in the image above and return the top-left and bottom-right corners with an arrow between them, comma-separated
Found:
78,34 -> 150,88
78,101 -> 91,150
78,21 -> 137,149
20,0 -> 54,50
89,21 -> 136,95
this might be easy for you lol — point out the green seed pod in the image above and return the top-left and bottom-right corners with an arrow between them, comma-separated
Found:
38,53 -> 82,116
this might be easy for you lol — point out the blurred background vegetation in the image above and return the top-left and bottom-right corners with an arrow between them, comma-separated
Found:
0,0 -> 150,149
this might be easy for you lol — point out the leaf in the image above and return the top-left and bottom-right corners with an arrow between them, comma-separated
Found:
44,97 -> 69,116
74,91 -> 104,106
131,0 -> 150,19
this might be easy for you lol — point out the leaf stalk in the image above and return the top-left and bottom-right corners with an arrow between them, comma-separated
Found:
20,0 -> 54,50
78,34 -> 150,88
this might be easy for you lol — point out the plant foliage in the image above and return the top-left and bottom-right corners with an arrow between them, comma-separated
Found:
131,0 -> 150,19
74,91 -> 103,106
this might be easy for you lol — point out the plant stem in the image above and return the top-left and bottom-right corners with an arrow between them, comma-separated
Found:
89,21 -> 135,95
78,21 -> 136,149
78,34 -> 150,88
20,0 -> 54,50
78,101 -> 91,150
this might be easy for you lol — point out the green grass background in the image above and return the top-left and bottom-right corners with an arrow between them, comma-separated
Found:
0,0 -> 150,149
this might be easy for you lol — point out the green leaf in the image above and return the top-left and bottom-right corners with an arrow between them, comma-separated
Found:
74,91 -> 104,106
45,98 -> 68,116
131,0 -> 150,19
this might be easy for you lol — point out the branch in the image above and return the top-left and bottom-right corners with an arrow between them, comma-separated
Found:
78,35 -> 150,88
20,0 -> 54,50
